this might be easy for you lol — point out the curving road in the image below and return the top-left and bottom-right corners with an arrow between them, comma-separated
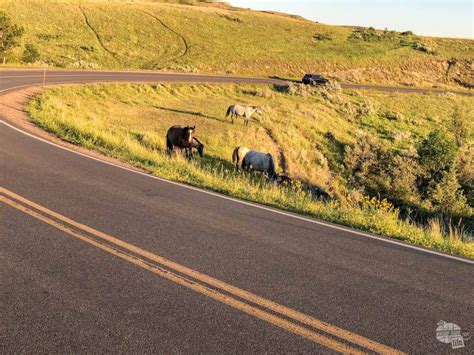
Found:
1,69 -> 472,96
1,70 -> 473,353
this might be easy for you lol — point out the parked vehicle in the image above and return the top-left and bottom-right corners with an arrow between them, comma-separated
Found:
302,73 -> 329,86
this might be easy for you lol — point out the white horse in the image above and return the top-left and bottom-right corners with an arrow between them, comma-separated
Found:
226,104 -> 262,126
231,146 -> 251,169
241,150 -> 277,180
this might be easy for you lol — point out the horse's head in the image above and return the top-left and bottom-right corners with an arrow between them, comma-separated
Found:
276,174 -> 292,187
192,137 -> 204,157
268,173 -> 278,186
184,126 -> 195,142
266,153 -> 277,180
197,143 -> 204,157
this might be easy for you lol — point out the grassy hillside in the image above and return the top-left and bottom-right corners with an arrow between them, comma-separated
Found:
26,83 -> 473,257
1,0 -> 473,88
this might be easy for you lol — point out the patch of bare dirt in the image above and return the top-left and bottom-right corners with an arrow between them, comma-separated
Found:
0,86 -> 150,174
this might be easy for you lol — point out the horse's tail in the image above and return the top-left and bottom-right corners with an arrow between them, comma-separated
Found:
232,147 -> 239,164
166,132 -> 173,154
226,105 -> 232,117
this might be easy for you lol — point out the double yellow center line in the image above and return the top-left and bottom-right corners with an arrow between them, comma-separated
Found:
1,187 -> 402,354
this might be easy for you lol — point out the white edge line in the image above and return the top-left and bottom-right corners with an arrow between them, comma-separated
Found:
1,119 -> 472,265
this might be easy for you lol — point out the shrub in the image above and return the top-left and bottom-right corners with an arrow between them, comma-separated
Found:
418,129 -> 457,180
313,33 -> 332,41
22,43 -> 40,63
356,98 -> 377,117
392,131 -> 412,142
314,81 -> 344,107
344,134 -> 391,191
324,80 -> 342,93
344,135 -> 423,205
349,27 -> 400,42
412,42 -> 436,54
245,88 -> 275,98
349,27 -> 381,41
37,33 -> 60,41
451,108 -> 470,147
380,111 -> 404,121
390,154 -> 422,204
456,147 -> 474,207
274,82 -> 317,96
429,168 -> 469,215
0,10 -> 25,64
339,101 -> 356,120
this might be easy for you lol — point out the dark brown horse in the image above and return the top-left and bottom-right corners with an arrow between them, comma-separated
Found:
275,174 -> 293,188
166,125 -> 196,159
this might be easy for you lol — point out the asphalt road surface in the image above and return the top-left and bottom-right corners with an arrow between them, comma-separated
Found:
1,69 -> 472,96
1,70 -> 473,353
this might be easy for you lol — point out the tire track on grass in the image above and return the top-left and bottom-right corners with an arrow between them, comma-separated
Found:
78,6 -> 119,62
141,10 -> 190,68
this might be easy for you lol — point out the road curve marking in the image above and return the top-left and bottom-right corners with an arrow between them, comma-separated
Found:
1,120 -> 472,266
1,187 -> 403,354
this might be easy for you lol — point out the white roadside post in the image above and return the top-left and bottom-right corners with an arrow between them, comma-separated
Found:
0,31 -> 3,65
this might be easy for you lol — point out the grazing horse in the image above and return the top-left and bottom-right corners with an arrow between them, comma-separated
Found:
226,104 -> 262,126
300,182 -> 331,201
166,125 -> 195,159
189,137 -> 204,158
241,150 -> 277,180
231,146 -> 250,169
275,174 -> 293,188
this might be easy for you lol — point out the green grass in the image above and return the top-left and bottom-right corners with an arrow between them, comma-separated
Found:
2,0 -> 473,88
26,83 -> 474,258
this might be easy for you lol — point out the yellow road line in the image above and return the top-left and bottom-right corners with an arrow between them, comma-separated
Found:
1,195 -> 362,354
1,187 -> 403,354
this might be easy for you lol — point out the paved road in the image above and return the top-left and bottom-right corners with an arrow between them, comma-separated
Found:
1,70 -> 473,353
0,70 -> 286,94
1,69 -> 472,96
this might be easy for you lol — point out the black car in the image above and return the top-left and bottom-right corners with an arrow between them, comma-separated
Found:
302,74 -> 329,86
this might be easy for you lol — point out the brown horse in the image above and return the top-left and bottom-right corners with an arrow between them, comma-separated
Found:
166,125 -> 196,159
275,174 -> 293,188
